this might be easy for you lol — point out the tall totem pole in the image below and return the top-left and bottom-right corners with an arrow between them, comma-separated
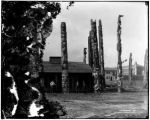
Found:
98,19 -> 105,89
117,15 -> 123,93
61,22 -> 69,93
83,48 -> 87,64
129,53 -> 132,85
143,49 -> 148,88
90,19 -> 100,93
88,32 -> 93,67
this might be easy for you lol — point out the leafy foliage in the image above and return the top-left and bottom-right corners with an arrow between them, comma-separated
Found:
2,1 -> 60,72
1,1 -> 69,118
67,1 -> 74,9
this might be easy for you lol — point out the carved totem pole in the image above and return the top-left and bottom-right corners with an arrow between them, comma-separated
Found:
88,32 -> 93,67
117,15 -> 123,93
90,19 -> 100,93
143,49 -> 148,88
129,53 -> 132,85
83,48 -> 87,64
61,22 -> 69,93
98,19 -> 105,89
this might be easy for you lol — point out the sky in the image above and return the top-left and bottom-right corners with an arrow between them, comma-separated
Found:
43,2 -> 148,67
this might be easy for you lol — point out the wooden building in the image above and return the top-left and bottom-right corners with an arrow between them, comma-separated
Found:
122,62 -> 144,76
104,63 -> 144,87
40,57 -> 94,93
105,67 -> 117,87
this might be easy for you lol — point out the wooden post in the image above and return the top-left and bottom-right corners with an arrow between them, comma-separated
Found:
61,22 -> 69,93
117,15 -> 123,93
88,32 -> 93,67
91,20 -> 99,68
83,48 -> 87,64
90,20 -> 100,93
55,74 -> 58,92
98,19 -> 105,90
129,53 -> 132,85
143,49 -> 148,88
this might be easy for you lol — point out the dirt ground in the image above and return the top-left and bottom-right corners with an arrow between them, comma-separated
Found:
46,91 -> 148,119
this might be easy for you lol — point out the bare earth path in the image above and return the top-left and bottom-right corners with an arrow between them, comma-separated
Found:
46,91 -> 148,118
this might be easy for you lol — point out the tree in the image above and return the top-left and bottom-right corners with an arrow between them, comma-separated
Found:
1,1 -> 70,118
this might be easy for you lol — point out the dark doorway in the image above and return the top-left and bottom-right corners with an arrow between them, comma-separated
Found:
40,73 -> 62,93
69,73 -> 93,93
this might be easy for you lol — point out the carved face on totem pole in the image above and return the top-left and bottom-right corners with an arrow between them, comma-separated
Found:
92,68 -> 99,79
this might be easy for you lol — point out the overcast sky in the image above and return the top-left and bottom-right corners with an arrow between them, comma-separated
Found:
43,2 -> 148,67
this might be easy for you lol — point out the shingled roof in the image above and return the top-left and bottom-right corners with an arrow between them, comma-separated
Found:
43,61 -> 92,73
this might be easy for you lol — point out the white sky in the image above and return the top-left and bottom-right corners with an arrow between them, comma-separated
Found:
43,2 -> 148,67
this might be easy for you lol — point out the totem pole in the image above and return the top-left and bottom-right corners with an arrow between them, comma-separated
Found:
90,19 -> 100,93
143,49 -> 148,88
117,15 -> 123,93
83,48 -> 87,64
98,19 -> 105,90
91,20 -> 99,68
88,32 -> 93,67
129,53 -> 132,85
61,22 -> 69,93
